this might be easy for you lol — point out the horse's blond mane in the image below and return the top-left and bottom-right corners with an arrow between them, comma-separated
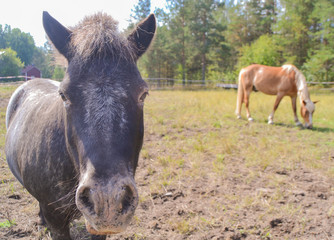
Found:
70,12 -> 135,62
282,64 -> 310,101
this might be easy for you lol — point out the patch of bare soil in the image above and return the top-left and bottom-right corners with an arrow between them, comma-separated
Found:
110,155 -> 333,240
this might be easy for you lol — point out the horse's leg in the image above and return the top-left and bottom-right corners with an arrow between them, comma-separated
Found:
291,96 -> 302,126
39,203 -> 72,240
38,203 -> 46,226
244,88 -> 253,121
236,73 -> 244,119
268,93 -> 284,124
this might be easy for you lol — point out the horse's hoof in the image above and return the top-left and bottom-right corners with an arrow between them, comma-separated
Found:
248,117 -> 254,122
295,122 -> 302,126
237,115 -> 241,119
268,120 -> 274,125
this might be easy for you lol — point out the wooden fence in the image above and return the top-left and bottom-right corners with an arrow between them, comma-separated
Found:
0,75 -> 35,82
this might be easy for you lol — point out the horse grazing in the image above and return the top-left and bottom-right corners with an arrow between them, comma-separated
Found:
235,64 -> 317,129
5,11 -> 155,239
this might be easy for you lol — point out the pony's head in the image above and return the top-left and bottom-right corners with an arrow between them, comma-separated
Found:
43,11 -> 156,235
301,100 -> 317,129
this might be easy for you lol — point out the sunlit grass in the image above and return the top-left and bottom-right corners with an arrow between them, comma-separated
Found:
0,84 -> 19,99
145,89 -> 334,176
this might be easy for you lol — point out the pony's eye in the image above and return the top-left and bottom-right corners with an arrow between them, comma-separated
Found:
139,91 -> 149,103
59,91 -> 71,108
59,91 -> 67,102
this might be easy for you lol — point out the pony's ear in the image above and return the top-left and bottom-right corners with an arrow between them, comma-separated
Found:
43,11 -> 72,60
128,14 -> 156,59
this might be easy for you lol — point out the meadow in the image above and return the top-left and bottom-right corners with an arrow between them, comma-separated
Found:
0,83 -> 333,239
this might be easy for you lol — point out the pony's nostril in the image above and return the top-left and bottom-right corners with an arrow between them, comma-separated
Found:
79,187 -> 95,214
120,186 -> 135,214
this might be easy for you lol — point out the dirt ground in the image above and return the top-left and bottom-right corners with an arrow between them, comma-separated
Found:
0,89 -> 333,240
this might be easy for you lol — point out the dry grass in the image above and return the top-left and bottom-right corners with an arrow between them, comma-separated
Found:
144,90 -> 334,176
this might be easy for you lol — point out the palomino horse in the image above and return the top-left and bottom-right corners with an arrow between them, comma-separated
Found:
6,12 -> 155,240
235,64 -> 317,129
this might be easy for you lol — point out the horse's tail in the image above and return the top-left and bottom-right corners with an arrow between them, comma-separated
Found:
235,69 -> 244,118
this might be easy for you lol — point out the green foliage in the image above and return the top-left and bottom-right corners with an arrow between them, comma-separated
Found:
138,0 -> 227,82
187,0 -> 225,82
303,47 -> 334,82
222,70 -> 238,83
0,25 -> 36,65
274,0 -> 315,67
237,35 -> 282,69
52,66 -> 65,81
167,0 -> 191,82
0,48 -> 24,76
303,0 -> 334,82
134,0 -> 333,83
139,24 -> 176,80
1,1 -> 333,83
0,24 -> 55,78
226,0 -> 277,47
131,0 -> 151,22
32,44 -> 54,79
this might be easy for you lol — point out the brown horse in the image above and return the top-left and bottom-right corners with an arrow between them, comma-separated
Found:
235,64 -> 317,129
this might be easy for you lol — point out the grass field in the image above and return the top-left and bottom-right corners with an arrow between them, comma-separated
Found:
0,84 -> 333,239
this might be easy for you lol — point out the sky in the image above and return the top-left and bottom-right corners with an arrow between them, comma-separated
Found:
0,0 -> 165,47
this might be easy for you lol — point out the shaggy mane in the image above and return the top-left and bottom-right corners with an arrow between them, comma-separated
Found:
282,64 -> 310,101
70,12 -> 134,62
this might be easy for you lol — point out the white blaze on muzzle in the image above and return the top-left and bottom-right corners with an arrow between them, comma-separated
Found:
306,112 -> 313,128
302,100 -> 315,128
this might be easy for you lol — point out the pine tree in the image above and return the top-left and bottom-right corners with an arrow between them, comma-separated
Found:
303,0 -> 334,82
275,0 -> 315,67
167,0 -> 190,85
130,0 -> 151,24
188,0 -> 224,83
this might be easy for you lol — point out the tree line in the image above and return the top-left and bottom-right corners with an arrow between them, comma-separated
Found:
1,0 -> 333,84
0,24 -> 62,79
132,0 -> 334,84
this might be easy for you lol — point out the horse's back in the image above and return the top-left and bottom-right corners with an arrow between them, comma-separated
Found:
240,64 -> 296,95
6,79 -> 59,127
5,78 -> 60,185
240,64 -> 282,78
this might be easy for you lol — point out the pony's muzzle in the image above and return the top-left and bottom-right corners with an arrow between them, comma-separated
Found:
76,176 -> 139,235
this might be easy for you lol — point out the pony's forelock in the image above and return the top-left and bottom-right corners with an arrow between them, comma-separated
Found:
70,12 -> 135,63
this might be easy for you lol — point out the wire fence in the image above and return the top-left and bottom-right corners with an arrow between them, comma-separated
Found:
144,78 -> 334,90
145,78 -> 237,90
0,76 -> 333,90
